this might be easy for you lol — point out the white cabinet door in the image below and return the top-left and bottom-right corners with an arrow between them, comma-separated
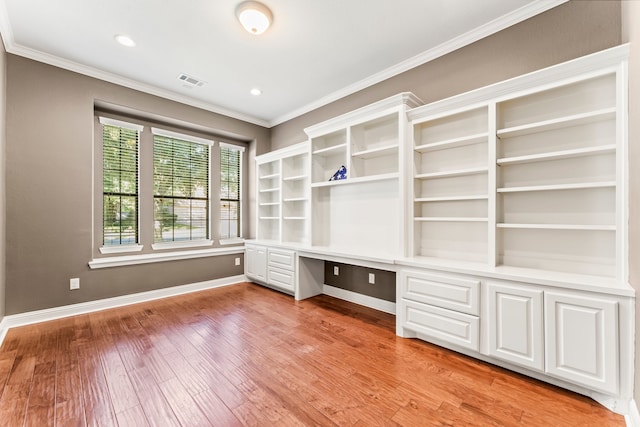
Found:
544,291 -> 619,395
486,281 -> 543,371
245,245 -> 267,282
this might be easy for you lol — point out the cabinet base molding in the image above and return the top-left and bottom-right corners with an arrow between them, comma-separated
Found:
322,284 -> 396,315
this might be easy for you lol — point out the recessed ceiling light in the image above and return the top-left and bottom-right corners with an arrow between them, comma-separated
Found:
115,34 -> 136,47
250,88 -> 262,96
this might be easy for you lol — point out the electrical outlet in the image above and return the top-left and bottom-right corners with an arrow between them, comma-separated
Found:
333,266 -> 339,276
70,278 -> 80,290
235,257 -> 240,266
368,273 -> 375,284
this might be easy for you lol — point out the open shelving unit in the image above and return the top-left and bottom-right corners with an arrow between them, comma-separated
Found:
305,92 -> 423,257
495,73 -> 619,278
255,142 -> 310,244
410,105 -> 490,264
406,57 -> 626,283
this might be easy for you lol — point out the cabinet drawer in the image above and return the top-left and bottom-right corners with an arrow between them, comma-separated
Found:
267,248 -> 295,271
400,270 -> 480,315
402,299 -> 479,351
268,267 -> 295,292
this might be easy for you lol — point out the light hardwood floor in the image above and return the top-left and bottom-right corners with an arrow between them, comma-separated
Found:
0,282 -> 625,426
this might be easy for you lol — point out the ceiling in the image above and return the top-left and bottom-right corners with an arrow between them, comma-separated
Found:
0,0 -> 566,127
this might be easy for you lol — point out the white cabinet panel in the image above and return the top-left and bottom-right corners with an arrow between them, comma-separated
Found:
402,299 -> 479,351
267,248 -> 295,270
245,245 -> 267,282
400,270 -> 480,315
268,267 -> 295,292
486,281 -> 543,371
544,291 -> 618,394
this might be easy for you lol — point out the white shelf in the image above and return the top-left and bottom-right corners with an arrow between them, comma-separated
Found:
312,143 -> 347,156
259,217 -> 279,220
259,173 -> 280,180
415,167 -> 488,180
283,174 -> 308,182
311,172 -> 399,188
283,217 -> 307,221
415,217 -> 488,222
259,202 -> 280,206
259,187 -> 280,193
415,132 -> 488,153
497,144 -> 616,166
351,144 -> 398,159
497,223 -> 616,231
415,195 -> 488,202
497,107 -> 616,139
283,197 -> 308,202
497,181 -> 616,193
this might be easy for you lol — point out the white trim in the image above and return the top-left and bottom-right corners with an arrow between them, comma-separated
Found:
0,275 -> 247,348
98,116 -> 144,132
151,127 -> 214,146
99,244 -> 144,254
271,0 -> 568,126
219,142 -> 246,152
151,239 -> 213,251
322,284 -> 396,315
627,400 -> 640,427
89,246 -> 244,269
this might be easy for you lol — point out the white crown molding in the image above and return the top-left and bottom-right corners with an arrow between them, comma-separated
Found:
269,0 -> 568,127
0,275 -> 247,348
0,0 -> 567,129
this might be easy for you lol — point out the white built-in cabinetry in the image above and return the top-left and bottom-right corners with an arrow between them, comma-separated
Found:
256,142 -> 310,244
306,93 -> 422,257
398,45 -> 632,412
246,243 -> 297,295
248,45 -> 634,414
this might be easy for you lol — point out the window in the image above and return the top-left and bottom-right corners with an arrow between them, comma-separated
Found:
152,128 -> 213,245
100,117 -> 142,248
220,143 -> 244,241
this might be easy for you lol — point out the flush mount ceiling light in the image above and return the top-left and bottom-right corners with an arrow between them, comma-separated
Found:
236,1 -> 272,35
250,88 -> 262,96
114,34 -> 136,47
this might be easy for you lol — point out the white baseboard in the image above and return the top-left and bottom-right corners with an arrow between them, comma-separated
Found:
627,399 -> 640,427
322,284 -> 396,315
0,275 -> 247,348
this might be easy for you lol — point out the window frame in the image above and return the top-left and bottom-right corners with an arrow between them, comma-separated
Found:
219,142 -> 245,245
98,116 -> 144,254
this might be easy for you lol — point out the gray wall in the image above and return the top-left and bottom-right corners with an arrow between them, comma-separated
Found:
271,1 -> 622,149
5,55 -> 270,315
324,262 -> 396,302
0,35 -> 5,318
622,0 -> 640,414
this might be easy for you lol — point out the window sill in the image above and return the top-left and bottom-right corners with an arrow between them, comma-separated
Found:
89,246 -> 244,269
100,244 -> 144,254
151,239 -> 213,251
220,238 -> 245,245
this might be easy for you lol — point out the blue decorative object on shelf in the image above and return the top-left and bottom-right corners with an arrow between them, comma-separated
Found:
329,165 -> 347,181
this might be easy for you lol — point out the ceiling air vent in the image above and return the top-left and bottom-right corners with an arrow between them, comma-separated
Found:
177,73 -> 206,88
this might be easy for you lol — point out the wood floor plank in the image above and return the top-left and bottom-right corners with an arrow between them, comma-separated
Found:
76,342 -> 118,427
0,282 -> 625,427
